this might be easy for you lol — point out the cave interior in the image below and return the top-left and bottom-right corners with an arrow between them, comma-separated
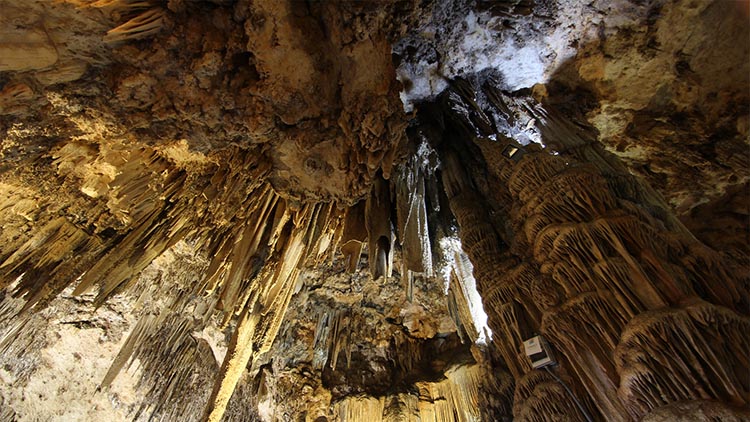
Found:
0,0 -> 748,421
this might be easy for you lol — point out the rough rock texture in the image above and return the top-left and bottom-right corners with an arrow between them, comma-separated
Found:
1,0 -> 414,203
233,256 -> 504,422
0,0 -> 748,421
546,0 -> 750,264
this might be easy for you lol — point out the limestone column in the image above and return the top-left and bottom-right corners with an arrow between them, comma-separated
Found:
450,134 -> 749,420
440,149 -> 587,421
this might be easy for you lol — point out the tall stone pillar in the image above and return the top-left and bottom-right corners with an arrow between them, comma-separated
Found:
442,134 -> 749,421
440,149 -> 590,421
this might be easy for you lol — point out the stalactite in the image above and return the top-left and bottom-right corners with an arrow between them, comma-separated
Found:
327,363 -> 491,422
203,300 -> 260,422
446,275 -> 478,343
1,144 -> 199,312
105,313 -> 218,421
414,364 -> 486,422
382,394 -> 420,422
312,310 -> 332,370
366,175 -> 394,280
0,236 -> 216,422
532,217 -> 682,309
211,187 -> 280,317
391,331 -> 428,376
528,96 -> 696,239
677,242 -> 749,312
0,217 -> 105,312
304,202 -> 344,266
482,363 -> 516,419
504,149 -> 725,318
393,153 -> 434,278
0,299 -> 48,383
506,154 -> 568,200
340,200 -> 368,272
203,201 -> 342,422
442,189 -> 506,291
1,5 -> 746,416
334,395 -> 385,422
474,257 -> 543,380
464,110 -> 746,420
103,8 -> 165,44
312,308 -> 353,371
540,292 -> 628,400
504,153 -> 661,419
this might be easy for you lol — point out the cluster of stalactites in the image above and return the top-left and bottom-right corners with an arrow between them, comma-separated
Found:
89,0 -> 166,44
339,140 -> 439,285
312,308 -> 354,372
513,369 -> 588,422
0,145 -> 303,319
0,120 -> 454,422
202,197 -> 347,422
104,313 -> 218,420
0,141 -> 357,422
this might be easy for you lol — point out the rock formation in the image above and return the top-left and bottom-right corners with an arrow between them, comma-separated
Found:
0,0 -> 747,421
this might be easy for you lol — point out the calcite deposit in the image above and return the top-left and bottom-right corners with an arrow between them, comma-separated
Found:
0,0 -> 747,421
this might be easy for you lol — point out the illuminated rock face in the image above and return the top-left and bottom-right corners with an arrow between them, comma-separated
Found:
0,1 -> 748,421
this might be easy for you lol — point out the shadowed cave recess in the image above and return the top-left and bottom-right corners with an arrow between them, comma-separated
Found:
0,0 -> 748,421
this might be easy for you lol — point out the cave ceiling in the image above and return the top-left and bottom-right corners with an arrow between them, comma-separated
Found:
0,0 -> 748,421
